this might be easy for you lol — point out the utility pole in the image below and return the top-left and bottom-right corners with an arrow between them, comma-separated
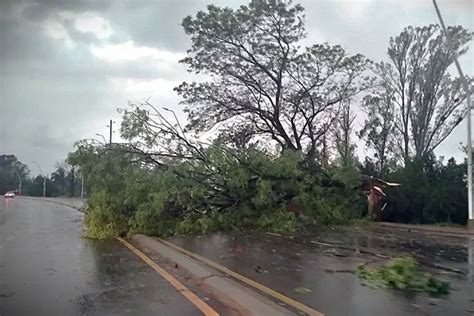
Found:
33,161 -> 46,198
109,119 -> 113,144
432,0 -> 473,228
106,119 -> 116,144
81,177 -> 84,199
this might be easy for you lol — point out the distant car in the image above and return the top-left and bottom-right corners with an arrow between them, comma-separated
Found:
4,191 -> 15,198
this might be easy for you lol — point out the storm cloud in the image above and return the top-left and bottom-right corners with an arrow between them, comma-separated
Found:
0,0 -> 472,175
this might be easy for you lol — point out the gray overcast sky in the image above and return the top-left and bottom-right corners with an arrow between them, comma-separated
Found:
0,0 -> 473,175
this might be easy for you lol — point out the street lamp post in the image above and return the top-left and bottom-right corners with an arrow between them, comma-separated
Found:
12,167 -> 22,195
433,0 -> 473,229
33,161 -> 46,198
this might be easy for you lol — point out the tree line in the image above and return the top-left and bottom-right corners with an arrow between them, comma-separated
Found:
65,0 -> 471,237
0,154 -> 83,198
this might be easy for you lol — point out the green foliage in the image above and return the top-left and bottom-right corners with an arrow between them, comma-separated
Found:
298,164 -> 365,225
358,256 -> 450,296
49,162 -> 78,197
256,210 -> 298,234
84,190 -> 129,239
384,156 -> 468,224
69,138 -> 361,238
358,94 -> 397,176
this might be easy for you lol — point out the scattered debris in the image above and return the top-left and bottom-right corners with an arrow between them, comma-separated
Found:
372,253 -> 391,259
357,256 -> 450,296
294,287 -> 312,294
423,262 -> 465,275
310,240 -> 333,247
265,232 -> 282,237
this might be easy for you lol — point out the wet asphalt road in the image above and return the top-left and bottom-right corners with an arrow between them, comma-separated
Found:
169,227 -> 474,316
0,198 -> 201,316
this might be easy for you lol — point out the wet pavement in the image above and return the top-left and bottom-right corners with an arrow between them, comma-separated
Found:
0,197 -> 203,316
168,226 -> 474,315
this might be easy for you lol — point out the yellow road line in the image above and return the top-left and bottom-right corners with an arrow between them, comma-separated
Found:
116,237 -> 219,316
158,238 -> 324,316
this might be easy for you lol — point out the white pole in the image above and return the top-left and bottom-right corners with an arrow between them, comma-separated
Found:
13,168 -> 22,195
433,0 -> 473,222
33,161 -> 47,198
81,178 -> 84,199
466,94 -> 473,222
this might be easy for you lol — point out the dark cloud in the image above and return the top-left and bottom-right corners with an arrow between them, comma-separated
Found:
1,1 -> 114,173
19,0 -> 111,21
0,0 -> 472,175
101,0 -> 225,52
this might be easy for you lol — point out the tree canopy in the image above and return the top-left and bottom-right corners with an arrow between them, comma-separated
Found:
176,0 -> 372,163
362,24 -> 472,166
0,154 -> 29,194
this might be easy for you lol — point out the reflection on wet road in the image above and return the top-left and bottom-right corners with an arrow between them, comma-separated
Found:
169,227 -> 474,315
0,198 -> 200,315
470,238 -> 474,283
